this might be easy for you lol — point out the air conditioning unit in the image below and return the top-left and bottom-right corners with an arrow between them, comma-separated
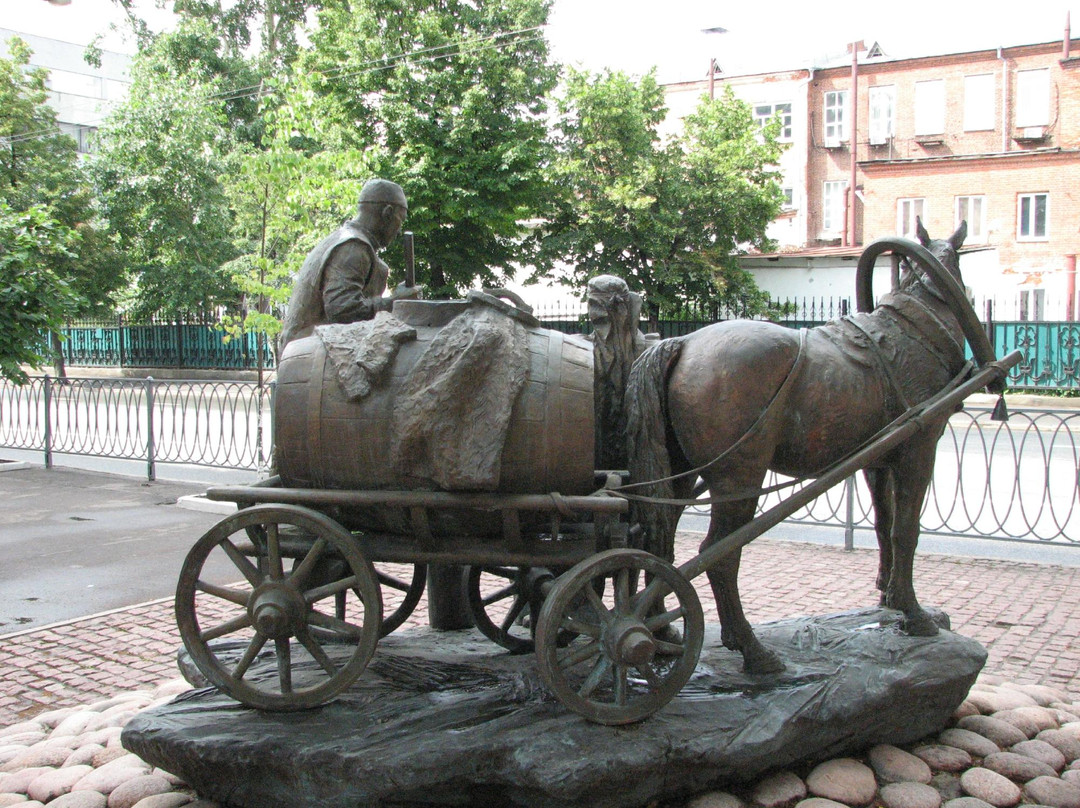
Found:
869,131 -> 889,146
823,136 -> 843,149
1015,126 -> 1048,142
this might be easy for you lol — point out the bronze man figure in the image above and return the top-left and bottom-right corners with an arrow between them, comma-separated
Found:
280,178 -> 419,347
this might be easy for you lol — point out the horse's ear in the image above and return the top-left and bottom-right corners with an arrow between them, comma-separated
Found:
915,217 -> 931,247
950,220 -> 968,251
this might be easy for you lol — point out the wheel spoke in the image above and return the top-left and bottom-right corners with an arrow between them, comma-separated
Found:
559,616 -> 601,638
195,579 -> 249,606
307,609 -> 364,640
377,571 -> 411,593
645,606 -> 686,632
289,537 -> 328,589
485,566 -> 517,579
613,664 -> 628,706
220,539 -> 263,587
266,524 -> 284,581
654,639 -> 685,656
578,656 -> 611,699
276,638 -> 292,694
558,639 -> 602,670
481,583 -> 519,607
635,663 -> 663,691
632,577 -> 671,619
615,568 -> 631,613
583,582 -> 611,625
232,634 -> 268,680
499,594 -> 529,634
303,575 -> 360,604
296,627 -> 339,677
200,612 -> 253,642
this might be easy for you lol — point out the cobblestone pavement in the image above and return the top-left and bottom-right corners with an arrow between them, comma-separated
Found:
2,532 -> 1078,726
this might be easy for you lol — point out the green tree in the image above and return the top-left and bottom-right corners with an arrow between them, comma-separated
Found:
221,74 -> 375,350
91,21 -> 240,320
534,69 -> 785,325
1,37 -> 121,376
306,0 -> 558,297
0,204 -> 81,383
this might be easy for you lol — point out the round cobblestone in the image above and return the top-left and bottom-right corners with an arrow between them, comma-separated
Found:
1021,777 -> 1080,808
915,746 -> 976,773
880,782 -> 942,808
982,752 -> 1058,783
871,745 -> 934,784
943,797 -> 996,808
959,717 -> 1031,749
751,770 -> 806,807
941,729 -> 1003,758
806,759 -> 877,805
1036,731 -> 1080,763
960,767 -> 1023,807
1012,741 -> 1066,773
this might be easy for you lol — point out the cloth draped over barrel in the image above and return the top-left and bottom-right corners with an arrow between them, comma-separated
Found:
389,304 -> 530,490
315,313 -> 417,400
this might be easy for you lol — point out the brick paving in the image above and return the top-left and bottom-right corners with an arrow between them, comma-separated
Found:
2,532 -> 1077,726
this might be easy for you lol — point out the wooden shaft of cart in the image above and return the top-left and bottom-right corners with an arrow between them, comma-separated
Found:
675,350 -> 1022,585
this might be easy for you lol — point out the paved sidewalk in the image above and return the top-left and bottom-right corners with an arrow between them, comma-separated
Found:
2,532 -> 1078,725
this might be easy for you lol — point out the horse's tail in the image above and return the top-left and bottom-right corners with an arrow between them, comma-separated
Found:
625,337 -> 687,563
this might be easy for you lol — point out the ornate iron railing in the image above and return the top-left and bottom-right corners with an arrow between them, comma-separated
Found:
1,376 -> 1076,545
0,376 -> 273,479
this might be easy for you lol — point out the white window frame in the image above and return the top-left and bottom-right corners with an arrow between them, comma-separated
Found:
914,80 -> 946,136
1016,69 -> 1051,128
955,195 -> 987,243
781,187 -> 795,210
824,91 -> 848,145
1017,192 -> 1049,240
754,102 -> 793,141
963,74 -> 995,131
823,180 -> 848,233
868,85 -> 895,145
897,198 -> 926,240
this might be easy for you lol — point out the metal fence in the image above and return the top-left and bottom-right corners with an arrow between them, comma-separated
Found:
1,376 -> 1077,546
0,376 -> 273,480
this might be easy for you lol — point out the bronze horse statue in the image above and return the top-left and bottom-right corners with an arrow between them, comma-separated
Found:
625,220 -> 1001,674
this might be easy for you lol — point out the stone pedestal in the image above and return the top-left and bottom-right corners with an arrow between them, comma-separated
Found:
123,607 -> 986,808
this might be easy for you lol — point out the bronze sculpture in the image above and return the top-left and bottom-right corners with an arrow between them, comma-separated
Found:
625,220 -> 1005,675
279,178 -> 420,347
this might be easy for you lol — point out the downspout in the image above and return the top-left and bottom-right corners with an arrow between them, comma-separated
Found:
1066,254 -> 1077,321
1000,46 -> 1010,153
1064,12 -> 1071,60
848,43 -> 859,247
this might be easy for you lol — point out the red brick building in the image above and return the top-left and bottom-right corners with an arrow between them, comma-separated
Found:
665,37 -> 1080,319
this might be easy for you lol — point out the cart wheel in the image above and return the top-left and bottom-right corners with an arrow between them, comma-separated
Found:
375,563 -> 426,637
535,548 -> 704,726
464,565 -> 550,653
176,504 -> 382,711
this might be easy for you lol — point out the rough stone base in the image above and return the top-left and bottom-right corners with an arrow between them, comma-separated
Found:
123,607 -> 986,808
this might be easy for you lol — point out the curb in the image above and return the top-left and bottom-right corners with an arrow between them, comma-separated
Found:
176,494 -> 238,515
0,595 -> 174,640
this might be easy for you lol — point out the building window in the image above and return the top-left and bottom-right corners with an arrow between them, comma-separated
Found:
753,102 -> 793,140
897,198 -> 926,239
868,85 -> 895,145
781,187 -> 795,209
823,91 -> 848,144
914,80 -> 946,135
1016,69 -> 1050,127
1017,193 -> 1048,240
955,195 -> 987,243
1019,289 -> 1045,322
823,180 -> 848,233
963,74 -> 995,131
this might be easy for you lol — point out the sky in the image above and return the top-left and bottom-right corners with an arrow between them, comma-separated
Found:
5,0 -> 1080,84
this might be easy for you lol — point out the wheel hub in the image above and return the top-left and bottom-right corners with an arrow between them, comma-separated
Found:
249,584 -> 304,639
604,617 -> 656,667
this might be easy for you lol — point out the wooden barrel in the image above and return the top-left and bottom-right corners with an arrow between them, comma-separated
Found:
275,301 -> 595,516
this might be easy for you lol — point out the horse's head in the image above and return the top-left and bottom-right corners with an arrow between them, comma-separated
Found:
901,217 -> 967,296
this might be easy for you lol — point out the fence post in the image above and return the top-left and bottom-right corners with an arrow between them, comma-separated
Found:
843,474 -> 855,551
145,376 -> 156,481
43,374 -> 53,469
117,314 -> 126,368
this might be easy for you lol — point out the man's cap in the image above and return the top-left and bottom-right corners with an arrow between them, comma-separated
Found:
359,179 -> 407,209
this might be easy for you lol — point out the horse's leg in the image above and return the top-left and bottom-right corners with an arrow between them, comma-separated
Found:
700,496 -> 784,674
863,466 -> 895,603
884,438 -> 941,636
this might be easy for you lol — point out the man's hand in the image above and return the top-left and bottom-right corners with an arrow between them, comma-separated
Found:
390,282 -> 423,301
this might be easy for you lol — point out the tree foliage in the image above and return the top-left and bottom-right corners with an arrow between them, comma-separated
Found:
306,0 -> 558,297
91,21 -> 240,320
0,37 -> 120,378
534,69 -> 785,323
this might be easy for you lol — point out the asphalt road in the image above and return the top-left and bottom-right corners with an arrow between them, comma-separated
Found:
0,464 -> 225,634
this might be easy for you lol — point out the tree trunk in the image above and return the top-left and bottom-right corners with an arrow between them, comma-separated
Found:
50,331 -> 67,379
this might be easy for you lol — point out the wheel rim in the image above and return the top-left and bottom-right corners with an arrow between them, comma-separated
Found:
535,549 -> 704,725
376,563 -> 426,637
464,565 -> 540,653
176,504 -> 382,711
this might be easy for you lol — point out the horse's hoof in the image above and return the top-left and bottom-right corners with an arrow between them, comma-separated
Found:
742,646 -> 785,675
901,613 -> 940,637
